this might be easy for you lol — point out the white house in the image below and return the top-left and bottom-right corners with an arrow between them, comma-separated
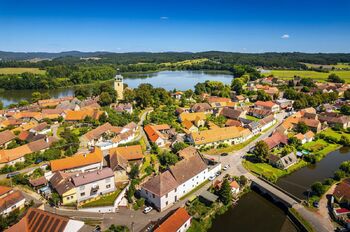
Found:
0,187 -> 26,216
154,207 -> 191,232
141,153 -> 219,211
72,168 -> 115,203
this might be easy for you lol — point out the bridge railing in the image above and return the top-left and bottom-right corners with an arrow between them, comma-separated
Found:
255,176 -> 303,204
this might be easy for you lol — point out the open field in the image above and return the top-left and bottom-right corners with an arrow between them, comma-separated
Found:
266,70 -> 350,82
302,62 -> 350,70
0,67 -> 46,75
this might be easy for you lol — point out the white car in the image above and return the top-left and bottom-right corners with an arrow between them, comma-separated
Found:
143,206 -> 153,214
223,165 -> 229,171
208,176 -> 215,181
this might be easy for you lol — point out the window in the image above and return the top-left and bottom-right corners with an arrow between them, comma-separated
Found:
152,194 -> 155,198
174,188 -> 177,192
105,178 -> 111,183
166,201 -> 168,205
145,190 -> 148,195
81,192 -> 85,197
79,186 -> 85,191
106,184 -> 111,189
166,193 -> 168,198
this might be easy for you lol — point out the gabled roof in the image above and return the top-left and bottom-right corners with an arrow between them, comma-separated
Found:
144,125 -> 165,143
50,148 -> 103,172
72,168 -> 114,187
169,154 -> 207,185
82,122 -> 122,141
0,190 -> 25,213
177,146 -> 198,160
154,207 -> 191,232
263,132 -> 288,150
191,103 -> 212,112
179,112 -> 206,122
0,186 -> 12,196
5,207 -> 84,232
333,178 -> 350,202
0,130 -> 15,146
142,170 -> 178,197
220,107 -> 245,120
255,101 -> 277,108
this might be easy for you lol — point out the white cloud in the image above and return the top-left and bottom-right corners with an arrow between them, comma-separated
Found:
281,34 -> 290,39
160,16 -> 169,20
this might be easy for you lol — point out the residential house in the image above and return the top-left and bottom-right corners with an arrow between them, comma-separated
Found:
230,180 -> 240,195
189,126 -> 253,149
0,130 -> 15,148
299,118 -> 322,133
247,121 -> 260,135
263,132 -> 288,150
79,122 -> 122,148
29,122 -> 50,135
182,120 -> 198,133
247,108 -> 272,119
233,95 -> 249,104
41,108 -> 66,119
318,112 -> 350,129
13,111 -> 43,122
154,207 -> 191,232
294,131 -> 315,144
259,114 -> 276,131
144,124 -> 174,147
140,154 -> 212,211
276,99 -> 294,110
268,152 -> 298,169
172,91 -> 184,100
333,178 -> 350,208
254,101 -> 280,113
206,96 -> 236,110
50,148 -> 103,173
109,145 -> 144,171
0,136 -> 58,168
65,108 -> 103,122
191,103 -> 212,113
220,107 -> 246,120
225,119 -> 242,127
179,112 -> 206,128
29,176 -> 48,191
50,171 -> 77,205
72,168 -> 115,203
112,103 -> 133,114
5,208 -> 84,232
0,186 -> 25,216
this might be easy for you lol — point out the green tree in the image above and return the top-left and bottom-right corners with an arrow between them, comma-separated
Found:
0,101 -> 3,110
327,73 -> 345,83
311,182 -> 325,197
296,122 -> 308,134
99,92 -> 113,106
339,135 -> 350,146
253,141 -> 269,162
239,175 -> 248,186
340,105 -> 350,115
172,142 -> 189,153
219,178 -> 232,205
31,92 -> 41,103
129,164 -> 139,179
158,151 -> 178,167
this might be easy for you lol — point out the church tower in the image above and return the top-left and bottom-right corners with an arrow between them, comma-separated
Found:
114,74 -> 124,100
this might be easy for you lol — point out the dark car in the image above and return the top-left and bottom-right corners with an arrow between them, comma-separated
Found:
221,153 -> 228,156
6,172 -> 20,178
313,201 -> 319,208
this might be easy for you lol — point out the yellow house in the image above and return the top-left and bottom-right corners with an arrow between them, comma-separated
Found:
49,172 -> 77,205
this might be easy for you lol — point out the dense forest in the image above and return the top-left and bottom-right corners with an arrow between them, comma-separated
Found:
1,51 -> 350,90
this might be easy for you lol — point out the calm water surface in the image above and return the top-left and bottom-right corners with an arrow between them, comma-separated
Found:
276,147 -> 350,199
209,191 -> 297,232
0,71 -> 233,106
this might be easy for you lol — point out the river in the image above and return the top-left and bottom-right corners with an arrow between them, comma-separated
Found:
0,70 -> 233,107
211,147 -> 350,231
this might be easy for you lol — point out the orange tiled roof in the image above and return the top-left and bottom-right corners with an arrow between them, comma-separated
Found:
65,108 -> 103,121
255,101 -> 276,108
144,125 -> 162,143
109,145 -> 144,161
0,186 -> 12,196
154,207 -> 191,232
50,148 -> 103,172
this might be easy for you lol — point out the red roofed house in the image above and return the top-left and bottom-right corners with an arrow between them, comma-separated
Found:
254,101 -> 280,113
0,130 -> 15,149
154,207 -> 191,232
0,186 -> 26,216
263,132 -> 288,150
144,124 -> 171,147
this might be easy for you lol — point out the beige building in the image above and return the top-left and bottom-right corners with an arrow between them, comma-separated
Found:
114,74 -> 124,100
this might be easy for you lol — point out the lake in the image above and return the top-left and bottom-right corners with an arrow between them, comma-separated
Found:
0,70 -> 233,107
209,191 -> 297,232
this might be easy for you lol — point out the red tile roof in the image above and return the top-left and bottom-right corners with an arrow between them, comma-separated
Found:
154,207 -> 191,232
0,130 -> 15,146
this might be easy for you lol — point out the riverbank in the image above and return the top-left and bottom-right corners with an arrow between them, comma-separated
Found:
122,69 -> 233,77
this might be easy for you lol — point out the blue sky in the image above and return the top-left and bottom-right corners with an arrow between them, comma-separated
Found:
1,0 -> 350,53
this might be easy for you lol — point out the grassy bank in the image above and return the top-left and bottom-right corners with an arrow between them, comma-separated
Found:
243,159 -> 308,182
288,208 -> 315,232
266,70 -> 350,82
0,67 -> 46,75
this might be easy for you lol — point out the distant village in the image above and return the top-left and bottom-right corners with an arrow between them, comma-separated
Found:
0,73 -> 350,232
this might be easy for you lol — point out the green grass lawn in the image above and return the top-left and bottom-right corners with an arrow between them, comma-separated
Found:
320,128 -> 350,140
302,138 -> 340,161
80,189 -> 123,208
266,70 -> 350,82
243,159 -> 308,182
245,115 -> 260,122
0,67 -> 46,75
206,134 -> 260,155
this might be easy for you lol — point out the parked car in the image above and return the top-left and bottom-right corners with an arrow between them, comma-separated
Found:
6,172 -> 20,178
221,153 -> 228,156
313,201 -> 319,208
143,206 -> 153,214
215,171 -> 221,176
208,176 -> 215,181
223,165 -> 229,171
